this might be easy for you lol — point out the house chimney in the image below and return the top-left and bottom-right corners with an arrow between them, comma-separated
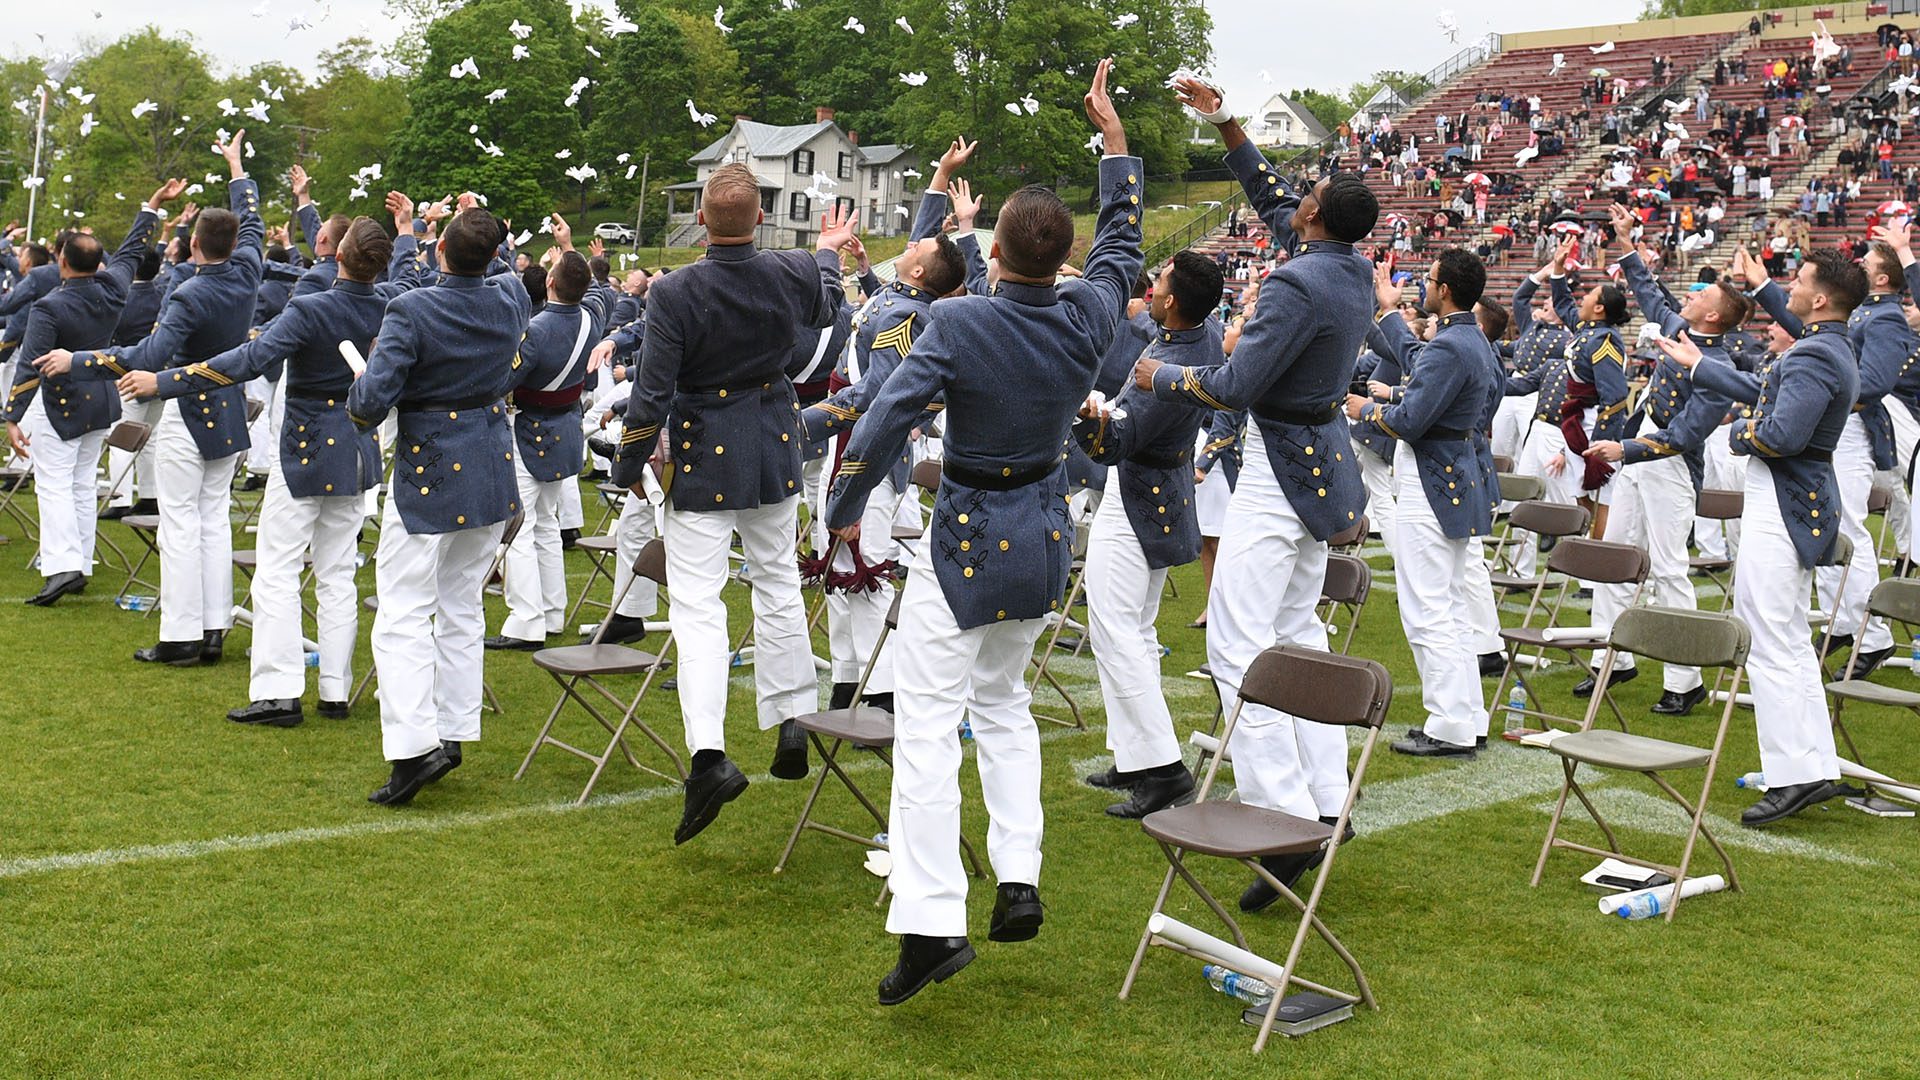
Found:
816,106 -> 836,124
848,130 -> 859,145
734,114 -> 752,122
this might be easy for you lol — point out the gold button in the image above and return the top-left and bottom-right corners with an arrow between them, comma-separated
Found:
1127,173 -> 1137,183
1317,488 -> 1326,497
327,399 -> 335,407
326,438 -> 335,446
1304,446 -> 1313,455
1312,467 -> 1321,476
452,463 -> 461,471
412,445 -> 421,453
1444,465 -> 1453,473
715,494 -> 724,502
301,458 -> 309,465
957,513 -> 969,524
1811,509 -> 1819,518
419,486 -> 429,495
1157,506 -> 1167,514
1452,497 -> 1460,505
1129,195 -> 1139,205
298,425 -> 306,432
683,421 -> 691,429
1001,467 -> 1012,476
683,441 -> 691,450
1348,511 -> 1356,519
961,540 -> 971,551
449,411 -> 458,419
299,441 -> 308,449
199,394 -> 207,401
781,433 -> 790,442
416,466 -> 425,474
963,567 -> 974,578
1163,526 -> 1171,533
685,464 -> 693,472
1151,486 -> 1160,494
457,515 -> 466,524
324,484 -> 333,492
997,610 -> 1007,619
1052,530 -> 1062,540
1813,528 -> 1821,536
787,479 -> 794,487
999,540 -> 1009,551
718,389 -> 727,398
207,422 -> 215,428
715,445 -> 725,455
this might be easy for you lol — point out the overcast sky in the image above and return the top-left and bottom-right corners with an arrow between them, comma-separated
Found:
20,0 -> 1650,109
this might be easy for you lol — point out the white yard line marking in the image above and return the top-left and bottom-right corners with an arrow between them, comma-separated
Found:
1528,787 -> 1883,867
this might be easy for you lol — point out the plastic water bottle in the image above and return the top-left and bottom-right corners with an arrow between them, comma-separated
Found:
871,832 -> 888,848
1503,685 -> 1527,734
1203,964 -> 1275,1005
304,651 -> 320,669
959,717 -> 974,742
115,594 -> 157,612
1909,638 -> 1918,669
1734,771 -> 1766,790
1615,891 -> 1666,920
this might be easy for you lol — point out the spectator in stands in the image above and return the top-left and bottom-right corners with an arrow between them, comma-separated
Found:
1881,138 -> 1896,180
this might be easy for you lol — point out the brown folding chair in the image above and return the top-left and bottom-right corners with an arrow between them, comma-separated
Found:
563,533 -> 622,627
233,547 -> 317,623
1029,518 -> 1090,730
1485,475 -> 1547,572
1690,488 -> 1742,610
1489,499 -> 1590,593
516,537 -> 683,802
1317,554 -> 1373,656
84,420 -> 152,574
112,512 -> 164,613
591,481 -> 627,534
1492,454 -> 1515,474
1328,513 -> 1369,554
1868,482 -> 1896,568
1120,646 -> 1390,1052
1487,538 -> 1650,735
1531,606 -> 1751,921
232,397 -> 271,529
1824,577 -> 1920,809
0,461 -> 33,545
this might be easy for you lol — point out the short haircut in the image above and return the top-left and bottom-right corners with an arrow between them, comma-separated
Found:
1319,173 -> 1380,243
1596,282 -> 1629,326
266,243 -> 291,264
1432,248 -> 1486,310
996,184 -> 1075,278
1710,282 -> 1753,328
588,254 -> 610,283
921,234 -> 967,296
1131,271 -> 1152,299
62,233 -> 104,275
1166,250 -> 1225,324
135,247 -> 162,281
336,217 -> 393,281
1475,298 -> 1511,340
549,250 -> 590,304
441,207 -> 501,274
521,265 -> 547,301
22,243 -> 50,268
52,229 -> 75,255
195,207 -> 240,261
320,213 -> 352,248
702,163 -> 762,236
1805,248 -> 1867,315
1867,241 -> 1904,291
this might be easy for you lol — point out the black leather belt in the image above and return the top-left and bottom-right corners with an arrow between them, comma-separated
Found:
1792,448 -> 1834,463
399,393 -> 499,413
1422,426 -> 1474,440
1131,448 -> 1192,469
1257,404 -> 1340,426
945,460 -> 1053,491
285,387 -> 352,402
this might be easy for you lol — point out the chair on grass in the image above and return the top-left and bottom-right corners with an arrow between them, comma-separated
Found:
1489,498 -> 1589,592
1689,488 -> 1742,610
515,537 -> 683,802
1484,475 -> 1545,571
112,511 -> 164,613
562,532 -> 622,628
1120,646 -> 1390,1053
1328,514 -> 1369,554
1029,517 -> 1091,729
1868,482 -> 1895,568
1531,606 -> 1752,922
1824,577 -> 1920,808
84,420 -> 151,574
591,480 -> 626,534
1317,554 -> 1374,657
0,462 -> 33,545
1486,538 -> 1649,735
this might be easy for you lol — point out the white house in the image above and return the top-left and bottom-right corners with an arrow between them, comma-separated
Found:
1347,84 -> 1412,133
1248,93 -> 1332,148
665,107 -> 921,248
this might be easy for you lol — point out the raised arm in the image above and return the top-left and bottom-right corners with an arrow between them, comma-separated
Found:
1749,277 -> 1803,339
346,301 -> 421,430
100,196 -> 166,295
1548,272 -> 1582,328
1511,273 -> 1542,337
221,131 -> 265,287
1618,250 -> 1686,337
290,165 -> 320,260
824,320 -> 954,532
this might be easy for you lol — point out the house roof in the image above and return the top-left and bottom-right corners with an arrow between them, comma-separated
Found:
663,174 -> 782,191
1255,94 -> 1331,141
857,143 -> 911,166
690,119 -> 840,164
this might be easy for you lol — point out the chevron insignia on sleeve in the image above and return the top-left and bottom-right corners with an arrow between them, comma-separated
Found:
1593,338 -> 1625,367
620,424 -> 659,445
873,313 -> 916,358
183,363 -> 233,387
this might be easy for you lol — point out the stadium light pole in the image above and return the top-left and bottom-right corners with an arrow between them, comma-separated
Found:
24,86 -> 47,241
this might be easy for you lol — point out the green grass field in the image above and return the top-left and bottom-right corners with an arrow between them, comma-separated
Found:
2,477 -> 1918,1079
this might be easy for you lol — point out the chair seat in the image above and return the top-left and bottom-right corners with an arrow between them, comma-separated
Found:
1140,800 -> 1332,860
1551,728 -> 1712,772
793,704 -> 895,746
122,514 -> 161,530
531,643 -> 662,676
890,525 -> 925,542
1826,678 -> 1920,708
575,535 -> 619,554
1499,626 -> 1601,650
595,482 -> 626,497
1490,572 -> 1543,592
1689,556 -> 1732,572
233,549 -> 312,569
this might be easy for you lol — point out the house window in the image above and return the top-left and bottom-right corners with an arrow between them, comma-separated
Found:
838,152 -> 853,180
836,196 -> 855,220
790,192 -> 811,222
869,169 -> 879,190
731,146 -> 748,163
793,149 -> 814,175
760,188 -> 776,214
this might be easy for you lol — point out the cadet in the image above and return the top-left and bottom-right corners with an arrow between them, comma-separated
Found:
1076,251 -> 1222,817
1675,249 -> 1862,826
1495,272 -> 1570,467
5,187 -> 162,605
101,246 -> 167,521
42,132 -> 263,667
827,61 -> 1140,1005
1141,76 -> 1378,914
1871,222 -> 1920,569
1545,238 -> 1633,540
347,199 -> 530,807
608,163 -> 852,847
1350,248 -> 1502,759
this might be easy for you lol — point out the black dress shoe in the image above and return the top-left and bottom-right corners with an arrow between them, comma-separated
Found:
1405,727 -> 1490,749
1083,764 -> 1141,790
1238,850 -> 1326,913
99,504 -> 134,521
988,882 -> 1045,942
1650,684 -> 1709,716
1479,651 -> 1507,677
596,613 -> 649,646
674,755 -> 748,844
1051,634 -> 1085,653
227,699 -> 303,727
1821,632 -> 1854,658
1390,730 -> 1477,758
131,497 -> 158,515
202,629 -> 226,664
877,934 -> 975,1006
25,570 -> 86,607
860,692 -> 894,716
1106,765 -> 1195,818
484,634 -> 545,651
1741,780 -> 1840,826
560,527 -> 580,551
586,433 -> 618,461
770,719 -> 809,779
317,700 -> 350,719
1848,645 -> 1896,680
237,473 -> 267,492
435,740 -> 462,777
828,681 -> 858,712
134,639 -> 205,666
368,748 -> 451,806
1572,665 -> 1638,698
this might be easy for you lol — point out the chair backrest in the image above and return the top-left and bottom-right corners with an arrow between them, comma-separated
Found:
1237,646 -> 1392,729
1545,537 -> 1649,585
910,460 -> 942,493
1867,576 -> 1920,625
498,510 -> 527,548
1509,499 -> 1590,538
245,398 -> 266,425
632,537 -> 669,586
1695,487 -> 1743,521
884,587 -> 905,629
1327,515 -> 1369,549
1492,454 -> 1515,473
1817,532 -> 1855,569
1610,606 -> 1751,669
1320,554 -> 1372,607
1869,483 -> 1893,515
1498,473 -> 1545,503
105,420 -> 151,453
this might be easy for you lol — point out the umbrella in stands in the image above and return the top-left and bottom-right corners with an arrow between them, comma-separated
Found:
1779,115 -> 1806,128
1550,219 -> 1586,237
1444,145 -> 1467,158
1591,67 -> 1610,77
1462,171 -> 1491,187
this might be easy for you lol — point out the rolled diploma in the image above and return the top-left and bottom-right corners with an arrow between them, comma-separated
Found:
1838,758 -> 1920,804
1596,873 -> 1725,915
1148,913 -> 1290,987
1539,626 -> 1606,644
338,340 -> 367,376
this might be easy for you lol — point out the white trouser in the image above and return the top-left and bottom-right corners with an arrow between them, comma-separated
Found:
1816,417 -> 1891,652
1464,536 -> 1500,655
1086,485 -> 1179,771
1391,443 -> 1490,745
108,396 -> 161,507
251,466 -> 361,702
154,406 -> 238,642
661,494 -> 815,753
372,496 -> 503,760
557,472 -> 584,531
1884,398 -> 1918,557
1356,442 -> 1396,552
886,539 -> 1046,937
244,377 -> 274,475
1736,459 -> 1838,787
825,475 -> 902,691
801,454 -> 827,534
1512,419 -> 1576,578
1492,393 -> 1536,510
501,461 -> 568,641
1206,425 -> 1347,820
1696,421 -> 1741,560
23,396 -> 106,577
611,492 -> 660,620
1193,466 -> 1230,538
1590,455 -> 1702,692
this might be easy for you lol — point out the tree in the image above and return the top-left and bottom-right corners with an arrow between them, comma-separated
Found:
295,41 -> 412,231
1641,0 -> 1820,17
1291,89 -> 1351,135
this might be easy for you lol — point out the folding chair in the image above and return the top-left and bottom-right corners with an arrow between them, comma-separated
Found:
591,481 -> 626,534
112,513 -> 164,613
1689,488 -> 1742,610
1029,517 -> 1091,729
1824,577 -> 1920,808
1492,454 -> 1515,474
516,537 -> 683,802
1487,538 -> 1650,735
1489,499 -> 1590,593
233,548 -> 316,623
562,533 -> 622,627
1531,606 -> 1751,922
1317,554 -> 1373,656
233,398 -> 270,530
1868,482 -> 1896,568
775,588 -> 984,892
84,420 -> 151,574
0,463 -> 36,545
1120,646 -> 1390,1052
1328,514 -> 1369,554
1485,474 -> 1546,572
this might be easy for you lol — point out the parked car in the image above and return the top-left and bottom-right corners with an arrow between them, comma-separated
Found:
593,223 -> 636,243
